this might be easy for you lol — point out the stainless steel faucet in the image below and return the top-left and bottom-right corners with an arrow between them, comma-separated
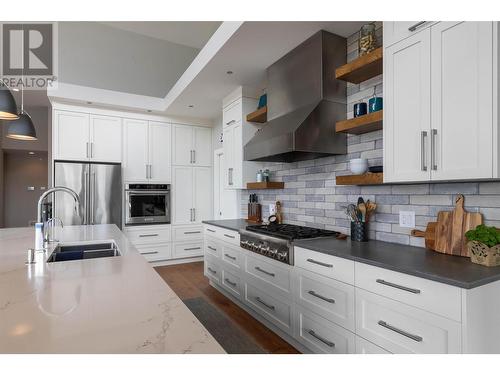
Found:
35,187 -> 80,251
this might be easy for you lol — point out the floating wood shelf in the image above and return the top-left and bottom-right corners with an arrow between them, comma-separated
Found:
336,110 -> 383,135
246,106 -> 267,123
246,181 -> 284,190
335,47 -> 383,84
336,173 -> 383,186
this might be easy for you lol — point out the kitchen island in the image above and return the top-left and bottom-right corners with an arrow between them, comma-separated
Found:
0,224 -> 225,354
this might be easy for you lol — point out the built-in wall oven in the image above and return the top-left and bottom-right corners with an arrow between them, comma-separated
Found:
125,184 -> 170,226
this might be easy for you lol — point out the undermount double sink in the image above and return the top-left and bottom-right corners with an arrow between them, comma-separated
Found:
46,241 -> 121,263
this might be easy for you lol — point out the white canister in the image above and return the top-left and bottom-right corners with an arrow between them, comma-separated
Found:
349,158 -> 369,175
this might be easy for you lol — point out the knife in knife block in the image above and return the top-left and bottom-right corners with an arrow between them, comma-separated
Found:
247,203 -> 262,223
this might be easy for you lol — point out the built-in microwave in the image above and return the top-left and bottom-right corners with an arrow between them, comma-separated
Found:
125,184 -> 170,226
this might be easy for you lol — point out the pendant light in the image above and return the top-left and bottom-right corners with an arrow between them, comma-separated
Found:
0,82 -> 19,120
6,23 -> 37,141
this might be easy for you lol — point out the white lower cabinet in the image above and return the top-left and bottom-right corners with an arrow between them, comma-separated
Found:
295,305 -> 355,354
203,227 -> 478,354
124,225 -> 172,263
135,243 -> 172,263
355,336 -> 391,354
172,241 -> 204,259
355,288 -> 461,354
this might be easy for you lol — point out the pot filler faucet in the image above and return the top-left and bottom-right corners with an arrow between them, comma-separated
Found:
35,186 -> 80,251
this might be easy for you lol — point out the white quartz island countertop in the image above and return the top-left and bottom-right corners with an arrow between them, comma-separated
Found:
0,224 -> 225,354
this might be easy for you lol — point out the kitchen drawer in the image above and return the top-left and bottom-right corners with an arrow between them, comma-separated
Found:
295,305 -> 355,354
173,225 -> 203,242
355,262 -> 461,322
204,224 -> 220,238
355,336 -> 391,354
223,99 -> 242,128
293,268 -> 355,332
245,253 -> 291,294
172,241 -> 204,259
294,247 -> 354,285
356,288 -> 461,354
124,225 -> 171,245
205,255 -> 221,284
204,237 -> 221,258
221,266 -> 243,299
135,243 -> 171,262
219,228 -> 240,246
221,243 -> 242,269
244,282 -> 292,334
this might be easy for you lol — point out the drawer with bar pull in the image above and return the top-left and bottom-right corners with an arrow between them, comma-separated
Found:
245,251 -> 291,294
172,241 -> 204,259
124,225 -> 171,245
204,238 -> 221,258
204,256 -> 221,284
355,262 -> 461,321
294,247 -> 354,285
221,243 -> 242,269
221,266 -> 243,300
355,288 -> 461,354
295,305 -> 355,354
134,243 -> 171,262
173,225 -> 203,242
203,224 -> 240,246
293,267 -> 355,332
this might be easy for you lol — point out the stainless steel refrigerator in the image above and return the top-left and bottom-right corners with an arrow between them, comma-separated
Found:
53,161 -> 122,227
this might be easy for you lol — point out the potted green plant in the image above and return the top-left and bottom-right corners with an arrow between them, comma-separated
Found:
465,225 -> 500,267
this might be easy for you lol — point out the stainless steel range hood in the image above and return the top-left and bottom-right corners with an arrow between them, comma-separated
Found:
244,30 -> 347,163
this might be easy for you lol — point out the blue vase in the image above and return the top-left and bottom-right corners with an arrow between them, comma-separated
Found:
354,102 -> 367,117
368,97 -> 383,113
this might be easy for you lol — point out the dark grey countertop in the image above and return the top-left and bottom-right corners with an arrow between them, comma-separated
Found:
294,237 -> 500,289
202,219 -> 500,289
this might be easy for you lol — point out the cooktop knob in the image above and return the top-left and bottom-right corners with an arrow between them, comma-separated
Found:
277,251 -> 288,261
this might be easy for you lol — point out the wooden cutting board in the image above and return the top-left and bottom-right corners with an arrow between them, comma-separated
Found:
411,222 -> 437,250
434,194 -> 483,257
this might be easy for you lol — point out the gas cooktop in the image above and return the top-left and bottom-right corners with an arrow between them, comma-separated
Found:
245,223 -> 340,241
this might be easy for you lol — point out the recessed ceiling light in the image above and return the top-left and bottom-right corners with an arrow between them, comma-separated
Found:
226,71 -> 233,75
28,151 -> 35,155
188,104 -> 194,108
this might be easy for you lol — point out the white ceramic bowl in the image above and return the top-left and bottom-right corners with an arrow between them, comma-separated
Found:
350,158 -> 368,175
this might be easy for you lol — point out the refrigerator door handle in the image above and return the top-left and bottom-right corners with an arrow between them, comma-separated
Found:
90,172 -> 96,225
84,172 -> 89,225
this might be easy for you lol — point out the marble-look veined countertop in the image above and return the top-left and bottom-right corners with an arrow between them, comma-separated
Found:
0,224 -> 225,354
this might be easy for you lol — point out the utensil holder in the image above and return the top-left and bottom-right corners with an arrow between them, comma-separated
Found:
351,221 -> 368,242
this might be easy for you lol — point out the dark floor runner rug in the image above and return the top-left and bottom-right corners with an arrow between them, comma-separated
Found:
183,297 -> 266,354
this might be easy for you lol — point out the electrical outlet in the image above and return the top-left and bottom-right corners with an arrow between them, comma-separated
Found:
399,211 -> 415,228
269,204 -> 276,215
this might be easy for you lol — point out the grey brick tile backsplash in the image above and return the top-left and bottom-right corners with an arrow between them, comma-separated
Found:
239,27 -> 500,249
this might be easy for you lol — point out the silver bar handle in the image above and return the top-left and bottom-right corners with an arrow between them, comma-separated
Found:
431,129 -> 438,170
308,290 -> 335,304
226,119 -> 236,126
193,150 -> 196,164
376,279 -> 421,294
184,247 -> 201,251
91,173 -> 96,225
421,131 -> 428,171
184,230 -> 201,234
207,246 -> 217,252
225,254 -> 237,260
190,150 -> 194,164
408,21 -> 427,32
148,165 -> 152,179
86,142 -> 89,158
140,251 -> 159,255
224,278 -> 237,287
255,296 -> 275,310
228,168 -> 233,186
90,142 -> 94,158
145,164 -> 149,179
207,229 -> 216,233
224,234 -> 235,239
193,208 -> 196,222
308,330 -> 335,348
139,234 -> 159,238
255,266 -> 275,277
207,267 -> 217,275
189,208 -> 193,222
307,258 -> 333,268
378,320 -> 423,342
83,172 -> 88,225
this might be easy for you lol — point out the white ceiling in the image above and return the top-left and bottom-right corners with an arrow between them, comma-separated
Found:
165,21 -> 367,120
100,21 -> 222,48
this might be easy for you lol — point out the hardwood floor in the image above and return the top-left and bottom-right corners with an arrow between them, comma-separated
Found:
155,262 -> 300,354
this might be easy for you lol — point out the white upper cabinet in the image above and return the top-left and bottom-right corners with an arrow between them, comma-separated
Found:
90,115 -> 122,162
430,22 -> 493,180
123,119 -> 149,181
384,28 -> 431,183
384,21 -> 499,183
54,110 -> 122,162
123,119 -> 171,182
148,121 -> 172,182
54,111 -> 90,161
221,90 -> 264,189
172,124 -> 212,167
383,21 -> 434,47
